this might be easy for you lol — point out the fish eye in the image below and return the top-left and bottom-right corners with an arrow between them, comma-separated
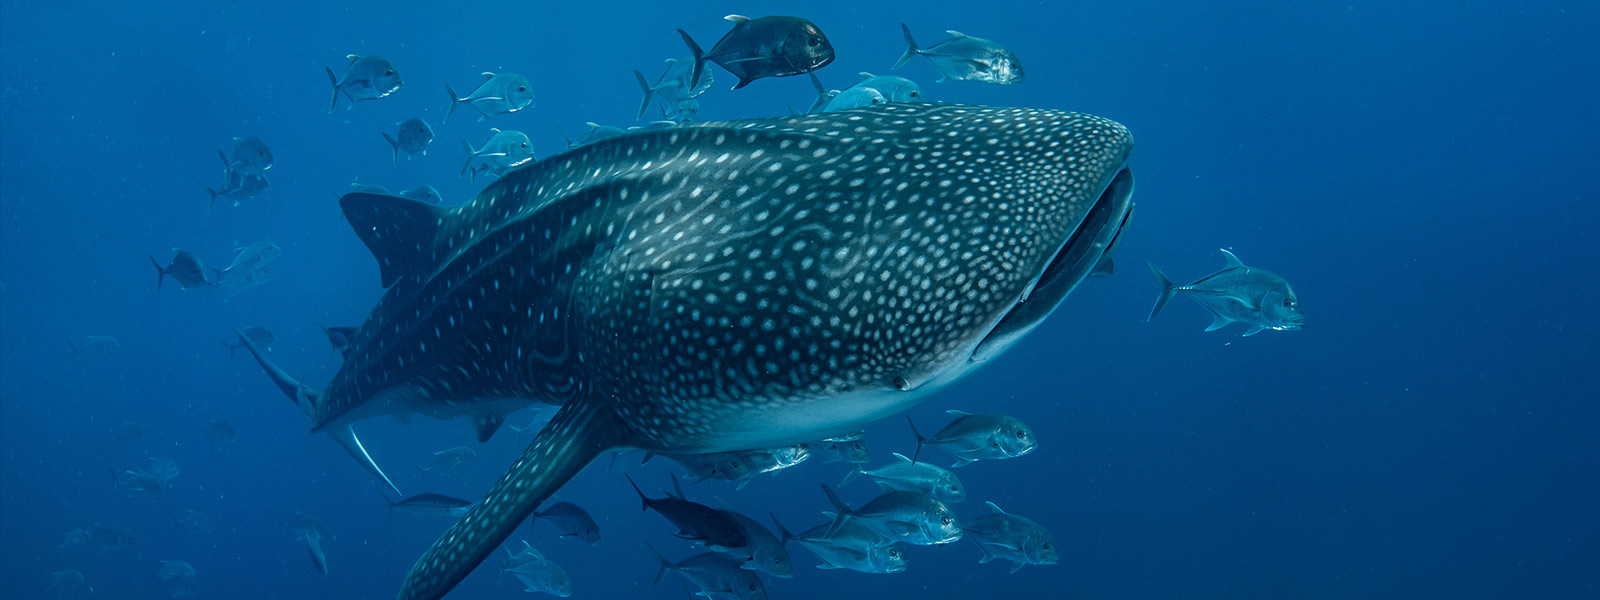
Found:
889,549 -> 901,558
748,584 -> 758,592
941,515 -> 952,525
1016,430 -> 1028,439
1042,543 -> 1052,550
808,36 -> 820,47
385,69 -> 394,75
518,86 -> 527,91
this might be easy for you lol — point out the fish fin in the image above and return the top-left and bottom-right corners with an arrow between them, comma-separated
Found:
381,133 -> 400,165
443,81 -> 460,124
324,67 -> 340,112
459,137 -> 478,175
806,72 -> 828,112
950,458 -> 975,468
399,401 -> 623,600
624,474 -> 651,511
885,521 -> 918,536
1242,325 -> 1265,337
677,29 -> 707,91
1203,306 -> 1232,332
339,192 -> 446,288
891,452 -> 913,463
149,256 -> 166,289
859,71 -> 876,78
234,328 -> 300,403
770,512 -> 796,545
1219,248 -> 1245,269
945,409 -> 972,417
346,54 -> 360,62
816,563 -> 840,570
481,71 -> 496,78
977,544 -> 996,563
473,412 -> 505,442
633,69 -> 654,121
1009,560 -> 1026,573
894,23 -> 920,69
724,14 -> 750,22
907,416 -> 928,466
645,540 -> 675,585
839,463 -> 864,486
819,484 -> 851,538
331,425 -> 402,496
1146,261 -> 1178,320
985,501 -> 1006,515
669,474 -> 686,500
946,30 -> 971,38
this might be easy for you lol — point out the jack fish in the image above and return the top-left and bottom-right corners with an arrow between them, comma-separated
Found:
241,104 -> 1131,598
1147,249 -> 1304,336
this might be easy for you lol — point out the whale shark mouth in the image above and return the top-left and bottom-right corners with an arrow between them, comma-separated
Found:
971,165 -> 1136,362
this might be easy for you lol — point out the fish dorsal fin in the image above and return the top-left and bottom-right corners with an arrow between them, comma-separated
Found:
985,501 -> 1006,515
945,409 -> 972,417
520,540 -> 543,560
859,71 -> 876,78
945,30 -> 970,38
490,127 -> 502,133
1219,248 -> 1245,269
339,193 -> 445,288
891,452 -> 912,463
482,72 -> 497,78
724,14 -> 751,23
586,122 -> 600,129
346,54 -> 361,62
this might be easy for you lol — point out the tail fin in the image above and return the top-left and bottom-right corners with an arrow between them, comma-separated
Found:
894,23 -> 920,69
1146,262 -> 1178,320
645,542 -> 672,585
907,416 -> 928,465
67,340 -> 78,359
382,492 -> 398,524
444,81 -> 461,125
839,463 -> 865,486
459,138 -> 477,176
382,133 -> 401,165
220,339 -> 237,359
625,474 -> 650,511
678,29 -> 707,91
149,256 -> 167,290
397,402 -> 625,600
819,484 -> 851,538
325,67 -> 340,112
805,72 -> 829,113
633,69 -> 655,121
770,512 -> 796,545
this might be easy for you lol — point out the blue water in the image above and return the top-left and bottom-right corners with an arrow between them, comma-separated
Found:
3,1 -> 1596,598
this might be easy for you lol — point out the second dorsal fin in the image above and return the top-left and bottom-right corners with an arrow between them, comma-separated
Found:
340,193 -> 444,287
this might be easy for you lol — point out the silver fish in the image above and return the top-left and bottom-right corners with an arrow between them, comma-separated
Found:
909,410 -> 1037,467
841,451 -> 966,503
384,118 -> 435,164
325,54 -> 403,111
155,560 -> 199,598
399,185 -> 444,205
206,420 -> 238,451
633,58 -> 713,121
1147,249 -> 1304,336
460,128 -> 535,178
214,241 -> 281,296
303,529 -> 328,576
151,248 -> 210,290
222,137 -> 273,176
236,104 -> 1130,599
648,545 -> 766,600
445,72 -> 534,123
819,485 -> 962,546
500,542 -> 571,597
221,326 -> 275,358
894,25 -> 1023,85
531,502 -> 601,545
778,516 -> 907,574
963,501 -> 1059,572
417,446 -> 476,472
567,122 -> 628,149
49,569 -> 92,600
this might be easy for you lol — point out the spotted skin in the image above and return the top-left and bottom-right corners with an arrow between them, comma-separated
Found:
342,104 -> 1132,599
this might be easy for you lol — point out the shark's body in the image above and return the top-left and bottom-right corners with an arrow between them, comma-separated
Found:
243,103 -> 1133,599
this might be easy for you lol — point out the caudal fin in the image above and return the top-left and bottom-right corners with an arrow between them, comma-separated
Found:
325,67 -> 340,112
770,512 -> 797,545
678,29 -> 707,91
819,484 -> 852,538
396,402 -> 624,600
633,69 -> 655,121
459,138 -> 477,177
894,23 -> 920,69
1146,262 -> 1178,320
443,81 -> 461,125
382,132 -> 400,165
839,462 -> 866,486
645,542 -> 673,585
149,256 -> 167,290
907,416 -> 928,465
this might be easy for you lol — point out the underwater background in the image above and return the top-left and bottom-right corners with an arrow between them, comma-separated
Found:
2,0 -> 1597,598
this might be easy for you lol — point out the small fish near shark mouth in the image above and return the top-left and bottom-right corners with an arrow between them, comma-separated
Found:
238,103 -> 1134,600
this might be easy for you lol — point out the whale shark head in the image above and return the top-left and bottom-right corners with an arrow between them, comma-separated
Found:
303,103 -> 1133,600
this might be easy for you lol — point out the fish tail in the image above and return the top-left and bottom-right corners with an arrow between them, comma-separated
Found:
907,416 -> 928,465
645,541 -> 672,585
894,23 -> 920,69
443,81 -> 461,124
220,339 -> 237,359
624,474 -> 649,511
382,133 -> 400,165
839,462 -> 865,486
149,255 -> 167,290
633,69 -> 654,121
819,484 -> 851,538
325,67 -> 340,112
806,72 -> 828,113
397,402 -> 624,600
202,185 -> 219,212
459,138 -> 476,176
1146,261 -> 1178,321
67,340 -> 78,359
770,512 -> 796,545
677,29 -> 707,90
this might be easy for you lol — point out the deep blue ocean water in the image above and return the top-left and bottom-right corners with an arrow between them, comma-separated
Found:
3,1 -> 1597,598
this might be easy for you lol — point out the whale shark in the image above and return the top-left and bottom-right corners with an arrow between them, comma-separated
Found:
245,103 -> 1133,599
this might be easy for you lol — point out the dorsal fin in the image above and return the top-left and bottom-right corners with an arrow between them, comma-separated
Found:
340,193 -> 444,288
482,71 -> 496,78
724,14 -> 750,23
474,412 -> 506,442
859,71 -> 876,78
985,501 -> 1006,515
1219,248 -> 1246,269
945,30 -> 970,38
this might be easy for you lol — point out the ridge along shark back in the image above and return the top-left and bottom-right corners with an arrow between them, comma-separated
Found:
245,103 -> 1134,599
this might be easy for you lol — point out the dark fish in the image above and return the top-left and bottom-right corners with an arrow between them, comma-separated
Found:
221,326 -> 275,358
222,136 -> 273,176
49,569 -> 92,600
625,475 -> 746,549
445,72 -> 534,123
713,509 -> 793,577
908,410 -> 1037,467
319,325 -> 358,356
679,15 -> 835,90
205,148 -> 270,209
894,25 -> 1023,85
206,419 -> 238,451
647,544 -> 766,600
234,104 -> 1131,600
417,446 -> 476,472
399,185 -> 443,205
325,54 -> 403,111
531,502 -> 601,545
170,509 -> 216,534
385,493 -> 473,522
304,529 -> 329,576
68,335 -> 119,358
963,501 -> 1059,572
88,522 -> 135,550
384,118 -> 435,164
1147,249 -> 1304,336
151,249 -> 210,290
